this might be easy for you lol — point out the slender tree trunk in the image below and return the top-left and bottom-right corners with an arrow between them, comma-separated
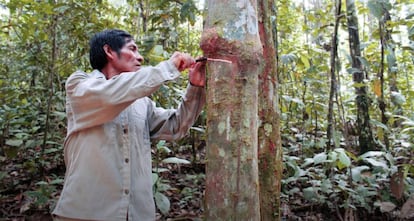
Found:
42,8 -> 58,176
138,1 -> 147,33
257,0 -> 282,220
383,8 -> 402,126
345,0 -> 374,154
378,20 -> 390,149
201,0 -> 263,220
327,0 -> 341,150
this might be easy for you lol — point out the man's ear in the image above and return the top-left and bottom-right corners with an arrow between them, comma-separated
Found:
103,44 -> 115,61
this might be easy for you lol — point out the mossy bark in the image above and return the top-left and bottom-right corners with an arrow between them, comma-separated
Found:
257,0 -> 282,220
345,0 -> 374,154
201,0 -> 263,220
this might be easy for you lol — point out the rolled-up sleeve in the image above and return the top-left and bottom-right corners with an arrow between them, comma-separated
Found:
148,84 -> 206,141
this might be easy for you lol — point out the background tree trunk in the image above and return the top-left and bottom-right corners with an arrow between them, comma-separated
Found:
201,0 -> 263,220
345,0 -> 374,154
257,0 -> 282,220
327,0 -> 341,150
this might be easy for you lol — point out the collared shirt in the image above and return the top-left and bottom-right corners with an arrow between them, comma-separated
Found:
52,60 -> 205,221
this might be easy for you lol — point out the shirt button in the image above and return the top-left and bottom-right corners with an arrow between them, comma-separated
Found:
125,158 -> 129,163
124,189 -> 129,194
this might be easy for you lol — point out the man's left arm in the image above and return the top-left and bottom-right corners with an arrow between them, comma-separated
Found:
148,61 -> 206,140
148,84 -> 205,141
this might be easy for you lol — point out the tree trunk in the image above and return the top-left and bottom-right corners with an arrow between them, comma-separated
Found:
327,0 -> 341,150
257,0 -> 282,220
378,19 -> 390,149
382,7 -> 402,128
201,0 -> 263,220
345,0 -> 374,154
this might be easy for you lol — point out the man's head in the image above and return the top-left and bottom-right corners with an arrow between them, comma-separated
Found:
89,29 -> 144,73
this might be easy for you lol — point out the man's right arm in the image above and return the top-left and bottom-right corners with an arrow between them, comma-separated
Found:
66,60 -> 180,133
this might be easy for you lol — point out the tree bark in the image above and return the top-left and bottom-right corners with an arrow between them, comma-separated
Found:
345,0 -> 374,154
201,0 -> 263,220
257,0 -> 282,220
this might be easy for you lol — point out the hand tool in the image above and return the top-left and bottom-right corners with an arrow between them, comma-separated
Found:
196,57 -> 232,64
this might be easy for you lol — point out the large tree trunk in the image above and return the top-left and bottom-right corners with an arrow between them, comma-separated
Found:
345,0 -> 374,154
201,0 -> 263,220
257,0 -> 282,220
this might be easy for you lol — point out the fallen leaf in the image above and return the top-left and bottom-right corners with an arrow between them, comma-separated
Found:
379,201 -> 396,213
400,194 -> 414,219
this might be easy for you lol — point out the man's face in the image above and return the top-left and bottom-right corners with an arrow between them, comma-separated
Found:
113,39 -> 144,73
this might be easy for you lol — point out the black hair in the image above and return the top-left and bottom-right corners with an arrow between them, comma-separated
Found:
89,29 -> 133,70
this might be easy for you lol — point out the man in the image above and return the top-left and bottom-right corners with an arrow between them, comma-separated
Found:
52,29 -> 206,221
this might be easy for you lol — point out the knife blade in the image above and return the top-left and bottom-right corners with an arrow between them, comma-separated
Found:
196,57 -> 232,64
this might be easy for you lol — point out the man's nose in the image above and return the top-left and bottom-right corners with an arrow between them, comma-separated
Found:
136,52 -> 144,63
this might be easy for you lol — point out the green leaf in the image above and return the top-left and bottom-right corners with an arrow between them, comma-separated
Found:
401,127 -> 414,133
300,56 -> 310,69
303,187 -> 317,201
0,172 -> 8,181
154,192 -> 170,215
6,139 -> 23,147
357,56 -> 370,70
313,152 -> 327,165
44,148 -> 60,154
359,151 -> 384,158
162,157 -> 190,164
53,111 -> 66,120
390,91 -> 406,105
280,53 -> 297,65
153,168 -> 169,173
351,165 -> 370,182
147,45 -> 166,63
347,67 -> 362,75
370,119 -> 390,132
157,183 -> 171,192
367,0 -> 391,19
35,181 -> 48,185
364,158 -> 389,170
408,26 -> 414,41
320,179 -> 333,194
152,173 -> 159,186
49,179 -> 64,185
190,126 -> 205,133
301,158 -> 314,168
335,148 -> 351,170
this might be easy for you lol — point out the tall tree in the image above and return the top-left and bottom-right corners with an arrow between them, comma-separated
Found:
257,0 -> 283,220
200,0 -> 263,219
345,0 -> 374,153
327,0 -> 342,150
368,0 -> 396,149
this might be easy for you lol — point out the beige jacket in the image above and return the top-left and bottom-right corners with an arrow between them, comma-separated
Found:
52,60 -> 205,221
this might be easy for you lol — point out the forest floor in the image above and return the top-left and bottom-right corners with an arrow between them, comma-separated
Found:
0,143 -> 412,221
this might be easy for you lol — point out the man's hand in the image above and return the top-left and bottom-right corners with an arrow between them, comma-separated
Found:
169,52 -> 195,72
188,59 -> 206,87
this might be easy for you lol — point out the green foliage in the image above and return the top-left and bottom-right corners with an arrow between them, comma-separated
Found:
278,0 -> 414,218
367,0 -> 392,19
283,145 -> 413,214
152,172 -> 172,215
23,177 -> 63,211
152,140 -> 195,216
